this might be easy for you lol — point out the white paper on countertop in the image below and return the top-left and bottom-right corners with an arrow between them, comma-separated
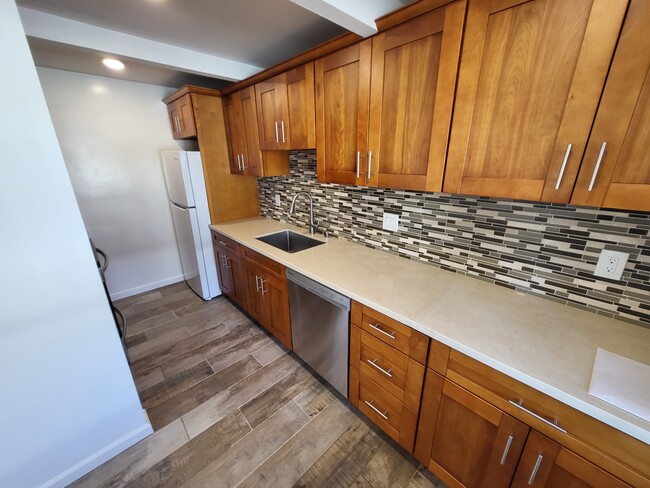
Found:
588,348 -> 650,422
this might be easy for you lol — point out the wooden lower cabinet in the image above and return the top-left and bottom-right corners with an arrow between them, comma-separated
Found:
212,235 -> 247,309
242,261 -> 292,350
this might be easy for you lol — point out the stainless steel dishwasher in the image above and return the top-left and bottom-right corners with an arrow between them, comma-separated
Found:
287,269 -> 350,397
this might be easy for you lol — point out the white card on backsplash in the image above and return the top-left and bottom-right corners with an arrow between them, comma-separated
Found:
588,348 -> 650,421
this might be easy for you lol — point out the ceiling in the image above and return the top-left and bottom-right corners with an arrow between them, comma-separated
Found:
18,0 -> 413,89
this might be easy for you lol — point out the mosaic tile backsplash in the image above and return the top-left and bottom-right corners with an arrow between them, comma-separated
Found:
258,151 -> 650,327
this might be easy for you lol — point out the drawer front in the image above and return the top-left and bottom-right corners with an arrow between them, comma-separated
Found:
241,246 -> 285,282
211,230 -> 239,253
359,330 -> 409,401
361,306 -> 428,364
358,371 -> 404,439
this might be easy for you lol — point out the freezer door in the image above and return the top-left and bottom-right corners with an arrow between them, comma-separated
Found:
161,151 -> 196,207
169,202 -> 210,299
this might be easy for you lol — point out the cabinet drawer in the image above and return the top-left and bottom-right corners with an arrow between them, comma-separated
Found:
211,230 -> 239,254
241,246 -> 285,282
447,351 -> 650,486
358,304 -> 428,364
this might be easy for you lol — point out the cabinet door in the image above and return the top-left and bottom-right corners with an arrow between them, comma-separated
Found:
416,372 -> 529,488
214,247 -> 234,296
260,273 -> 292,350
239,86 -> 262,176
444,0 -> 628,201
315,40 -> 372,185
282,63 -> 316,150
367,1 -> 465,192
511,431 -> 630,488
223,93 -> 246,175
228,254 -> 247,309
243,262 -> 265,323
570,0 -> 650,211
255,77 -> 282,150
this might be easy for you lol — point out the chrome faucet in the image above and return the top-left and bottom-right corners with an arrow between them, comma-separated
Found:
289,191 -> 318,235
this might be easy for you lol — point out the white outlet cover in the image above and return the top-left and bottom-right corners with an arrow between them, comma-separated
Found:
382,212 -> 399,232
594,249 -> 629,280
274,194 -> 281,207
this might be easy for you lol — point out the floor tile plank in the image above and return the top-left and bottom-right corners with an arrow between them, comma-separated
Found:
139,361 -> 214,409
128,327 -> 189,363
237,400 -> 358,488
181,354 -> 301,438
69,419 -> 188,488
133,367 -> 166,393
183,401 -> 310,488
359,440 -> 419,488
148,355 -> 262,430
252,340 -> 288,366
294,379 -> 337,419
125,311 -> 177,338
407,467 -> 446,488
207,331 -> 273,373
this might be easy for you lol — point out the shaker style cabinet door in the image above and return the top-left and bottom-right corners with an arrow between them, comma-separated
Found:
223,93 -> 247,175
367,0 -> 465,192
255,77 -> 283,150
444,0 -> 628,202
315,39 -> 372,186
570,0 -> 650,211
239,86 -> 262,176
282,63 -> 316,150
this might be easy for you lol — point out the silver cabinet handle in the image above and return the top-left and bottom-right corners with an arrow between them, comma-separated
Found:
367,359 -> 392,377
500,435 -> 514,465
356,151 -> 360,179
241,154 -> 246,170
364,400 -> 388,420
237,154 -> 242,171
281,121 -> 286,143
508,400 -> 567,433
224,256 -> 231,269
367,150 -> 373,179
255,275 -> 261,292
554,144 -> 572,190
220,255 -> 226,266
588,142 -> 607,191
368,322 -> 396,340
177,115 -> 183,131
174,116 -> 180,133
528,454 -> 544,486
260,278 -> 267,295
218,240 -> 228,246
274,121 -> 279,143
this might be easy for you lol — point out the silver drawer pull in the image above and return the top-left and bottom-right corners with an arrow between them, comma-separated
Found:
260,278 -> 267,296
554,144 -> 572,190
218,240 -> 228,246
508,400 -> 567,434
588,141 -> 607,191
368,323 -> 396,340
528,454 -> 544,486
500,435 -> 513,465
224,256 -> 231,269
255,275 -> 261,292
356,151 -> 360,179
364,400 -> 388,420
367,359 -> 393,378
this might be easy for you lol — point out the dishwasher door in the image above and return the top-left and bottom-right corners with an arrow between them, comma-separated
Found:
287,269 -> 350,398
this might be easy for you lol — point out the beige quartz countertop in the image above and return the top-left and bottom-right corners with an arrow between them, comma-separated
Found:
211,217 -> 650,444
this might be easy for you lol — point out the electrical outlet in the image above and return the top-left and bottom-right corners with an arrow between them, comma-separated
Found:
594,249 -> 629,280
274,194 -> 281,207
382,212 -> 399,232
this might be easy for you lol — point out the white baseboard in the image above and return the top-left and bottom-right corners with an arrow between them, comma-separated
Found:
110,274 -> 185,300
38,422 -> 153,488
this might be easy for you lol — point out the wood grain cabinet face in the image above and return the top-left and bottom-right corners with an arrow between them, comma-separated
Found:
211,232 -> 247,309
255,63 -> 316,151
444,0 -> 628,202
570,0 -> 650,211
223,93 -> 247,175
167,93 -> 197,140
316,1 -> 465,192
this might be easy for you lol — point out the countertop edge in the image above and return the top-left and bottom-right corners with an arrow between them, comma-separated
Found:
210,220 -> 650,445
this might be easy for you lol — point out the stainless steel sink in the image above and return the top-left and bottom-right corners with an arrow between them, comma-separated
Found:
256,230 -> 325,253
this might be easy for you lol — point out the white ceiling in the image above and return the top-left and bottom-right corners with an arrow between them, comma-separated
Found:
18,0 -> 413,89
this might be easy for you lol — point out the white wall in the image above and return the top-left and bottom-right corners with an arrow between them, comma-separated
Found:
0,2 -> 152,486
37,67 -> 187,299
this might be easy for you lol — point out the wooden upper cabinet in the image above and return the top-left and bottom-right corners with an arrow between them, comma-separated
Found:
315,40 -> 372,186
167,93 -> 197,139
570,0 -> 650,212
367,1 -> 466,192
223,87 -> 289,177
255,63 -> 316,151
444,0 -> 628,201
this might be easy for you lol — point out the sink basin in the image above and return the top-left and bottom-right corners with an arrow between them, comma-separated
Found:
256,230 -> 325,253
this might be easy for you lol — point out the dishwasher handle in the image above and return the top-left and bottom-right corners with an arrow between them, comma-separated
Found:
286,269 -> 351,311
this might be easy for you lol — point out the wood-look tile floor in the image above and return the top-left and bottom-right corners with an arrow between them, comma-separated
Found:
71,282 -> 446,488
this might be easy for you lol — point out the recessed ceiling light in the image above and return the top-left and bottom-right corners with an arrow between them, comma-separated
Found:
102,58 -> 125,70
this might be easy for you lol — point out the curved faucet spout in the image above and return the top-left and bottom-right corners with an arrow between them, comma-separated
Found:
289,191 -> 318,235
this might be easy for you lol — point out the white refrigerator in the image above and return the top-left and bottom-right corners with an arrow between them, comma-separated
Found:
161,150 -> 220,300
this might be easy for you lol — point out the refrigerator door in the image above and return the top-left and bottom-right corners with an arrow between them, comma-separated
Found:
162,151 -> 195,207
169,202 -> 210,299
